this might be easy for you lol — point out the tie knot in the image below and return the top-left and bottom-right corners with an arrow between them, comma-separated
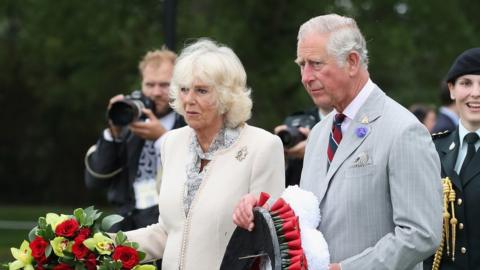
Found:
334,113 -> 346,124
465,132 -> 479,144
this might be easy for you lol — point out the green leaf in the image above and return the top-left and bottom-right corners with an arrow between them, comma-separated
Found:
28,227 -> 38,241
83,206 -> 98,226
44,224 -> 56,240
129,242 -> 139,249
38,217 -> 47,229
115,231 -> 127,245
84,216 -> 95,227
75,263 -> 87,270
113,260 -> 123,270
101,214 -> 124,231
45,245 -> 52,257
61,251 -> 75,262
138,251 -> 146,261
74,208 -> 86,225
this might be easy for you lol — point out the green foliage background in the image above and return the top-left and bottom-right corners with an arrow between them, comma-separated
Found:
0,0 -> 479,205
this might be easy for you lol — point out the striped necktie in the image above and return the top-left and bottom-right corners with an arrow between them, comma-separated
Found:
327,113 -> 346,166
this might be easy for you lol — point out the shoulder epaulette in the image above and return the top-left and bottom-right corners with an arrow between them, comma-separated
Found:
432,130 -> 451,140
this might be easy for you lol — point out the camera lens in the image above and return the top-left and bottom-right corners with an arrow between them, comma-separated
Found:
108,100 -> 143,126
277,128 -> 304,148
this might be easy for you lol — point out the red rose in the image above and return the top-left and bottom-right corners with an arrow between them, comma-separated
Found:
29,236 -> 49,261
112,246 -> 139,269
72,240 -> 90,259
85,253 -> 97,270
76,227 -> 91,240
52,263 -> 73,270
55,219 -> 79,238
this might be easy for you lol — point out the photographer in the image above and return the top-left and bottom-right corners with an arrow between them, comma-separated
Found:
84,48 -> 185,232
275,94 -> 332,187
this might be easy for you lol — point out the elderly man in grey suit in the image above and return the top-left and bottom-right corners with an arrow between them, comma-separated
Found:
233,14 -> 443,270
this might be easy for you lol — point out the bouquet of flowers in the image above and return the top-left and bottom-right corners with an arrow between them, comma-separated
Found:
3,206 -> 155,270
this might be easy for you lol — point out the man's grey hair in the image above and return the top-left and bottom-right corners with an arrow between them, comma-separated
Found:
298,14 -> 369,69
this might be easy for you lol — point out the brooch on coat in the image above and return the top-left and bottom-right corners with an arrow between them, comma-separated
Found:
236,146 -> 248,161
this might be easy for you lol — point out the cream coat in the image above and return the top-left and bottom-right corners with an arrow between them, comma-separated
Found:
125,124 -> 285,270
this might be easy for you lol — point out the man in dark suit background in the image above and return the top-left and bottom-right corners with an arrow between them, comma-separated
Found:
84,48 -> 185,232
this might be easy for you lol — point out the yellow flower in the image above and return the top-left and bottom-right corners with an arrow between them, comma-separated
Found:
132,265 -> 156,270
45,213 -> 69,230
83,232 -> 115,255
9,240 -> 34,270
50,237 -> 73,257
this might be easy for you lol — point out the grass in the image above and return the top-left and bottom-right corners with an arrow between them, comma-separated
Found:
0,205 -> 113,263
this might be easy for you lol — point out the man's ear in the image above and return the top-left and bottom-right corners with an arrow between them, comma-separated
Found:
346,51 -> 361,76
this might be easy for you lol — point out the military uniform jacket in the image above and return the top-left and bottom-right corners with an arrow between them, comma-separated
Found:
426,128 -> 480,269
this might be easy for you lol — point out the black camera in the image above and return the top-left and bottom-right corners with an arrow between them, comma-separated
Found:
107,90 -> 155,126
277,114 -> 317,148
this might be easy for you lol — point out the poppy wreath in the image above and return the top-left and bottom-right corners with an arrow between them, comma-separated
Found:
258,186 -> 330,270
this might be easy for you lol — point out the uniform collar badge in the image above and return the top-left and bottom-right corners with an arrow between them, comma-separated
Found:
449,142 -> 455,150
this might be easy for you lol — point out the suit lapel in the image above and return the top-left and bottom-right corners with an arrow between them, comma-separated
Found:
310,113 -> 333,203
325,87 -> 384,183
438,129 -> 462,191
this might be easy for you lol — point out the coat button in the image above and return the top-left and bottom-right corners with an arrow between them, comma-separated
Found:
457,198 -> 463,205
459,223 -> 464,230
461,247 -> 467,254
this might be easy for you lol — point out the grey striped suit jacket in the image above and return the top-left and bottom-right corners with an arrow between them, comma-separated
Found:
300,86 -> 443,270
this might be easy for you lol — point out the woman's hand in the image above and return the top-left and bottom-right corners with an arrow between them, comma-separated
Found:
232,194 -> 258,231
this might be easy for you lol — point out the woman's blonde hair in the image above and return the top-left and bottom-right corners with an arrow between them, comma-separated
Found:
169,39 -> 252,128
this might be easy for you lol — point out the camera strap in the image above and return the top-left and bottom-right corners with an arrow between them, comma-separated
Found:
84,145 -> 123,178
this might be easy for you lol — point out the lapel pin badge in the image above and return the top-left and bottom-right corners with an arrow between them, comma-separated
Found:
361,116 -> 369,124
356,126 -> 368,138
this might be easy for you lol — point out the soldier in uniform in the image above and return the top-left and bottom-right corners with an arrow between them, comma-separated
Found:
425,47 -> 480,270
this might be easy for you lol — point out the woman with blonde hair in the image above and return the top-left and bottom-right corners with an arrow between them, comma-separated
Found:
123,39 -> 285,270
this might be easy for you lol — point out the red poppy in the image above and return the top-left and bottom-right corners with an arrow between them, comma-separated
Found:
256,192 -> 270,207
270,198 -> 287,212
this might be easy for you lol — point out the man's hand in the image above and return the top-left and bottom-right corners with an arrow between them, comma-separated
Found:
107,94 -> 125,138
285,127 -> 310,158
129,109 -> 167,141
329,263 -> 341,270
232,194 -> 258,231
274,125 -> 310,159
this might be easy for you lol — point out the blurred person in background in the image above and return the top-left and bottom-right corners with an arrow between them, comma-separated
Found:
425,47 -> 480,270
84,48 -> 185,232
410,103 -> 437,133
274,88 -> 332,187
432,81 -> 459,133
123,39 -> 284,270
